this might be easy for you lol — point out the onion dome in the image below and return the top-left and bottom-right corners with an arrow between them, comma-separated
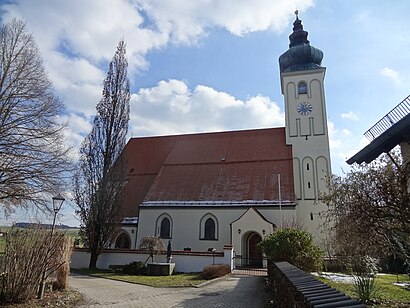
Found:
279,11 -> 323,73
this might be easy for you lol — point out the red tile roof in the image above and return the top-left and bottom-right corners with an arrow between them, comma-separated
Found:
121,128 -> 295,217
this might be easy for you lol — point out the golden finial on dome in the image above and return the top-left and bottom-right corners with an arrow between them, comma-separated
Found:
295,10 -> 299,18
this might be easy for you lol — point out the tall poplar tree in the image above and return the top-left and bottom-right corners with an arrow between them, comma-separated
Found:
74,40 -> 130,269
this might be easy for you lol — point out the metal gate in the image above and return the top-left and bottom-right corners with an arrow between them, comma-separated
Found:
233,255 -> 268,276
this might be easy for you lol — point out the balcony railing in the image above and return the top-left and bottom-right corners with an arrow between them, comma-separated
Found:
364,94 -> 410,141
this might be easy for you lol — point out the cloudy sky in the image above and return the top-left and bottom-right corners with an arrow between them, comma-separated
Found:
1,0 -> 409,226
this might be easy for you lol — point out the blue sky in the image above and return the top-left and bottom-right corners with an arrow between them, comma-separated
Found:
1,0 -> 409,226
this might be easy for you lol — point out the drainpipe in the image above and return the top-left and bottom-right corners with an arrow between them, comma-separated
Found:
134,223 -> 138,249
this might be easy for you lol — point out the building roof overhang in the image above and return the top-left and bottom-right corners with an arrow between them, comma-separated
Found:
347,113 -> 410,165
140,200 -> 297,208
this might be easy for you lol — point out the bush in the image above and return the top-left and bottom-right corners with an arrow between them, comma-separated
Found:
0,227 -> 69,304
379,254 -> 409,274
123,261 -> 146,275
201,264 -> 230,280
259,228 -> 323,272
344,255 -> 379,276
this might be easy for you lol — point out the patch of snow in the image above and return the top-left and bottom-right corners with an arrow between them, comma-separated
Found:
312,272 -> 355,284
393,282 -> 410,288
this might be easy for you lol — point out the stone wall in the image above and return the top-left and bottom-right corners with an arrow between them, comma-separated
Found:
267,261 -> 365,307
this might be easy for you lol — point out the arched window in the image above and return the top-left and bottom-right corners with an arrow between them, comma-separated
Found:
204,218 -> 216,240
156,213 -> 172,239
115,232 -> 131,249
200,214 -> 218,240
298,81 -> 308,94
160,217 -> 171,239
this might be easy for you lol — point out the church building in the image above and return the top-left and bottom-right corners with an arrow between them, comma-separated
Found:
115,13 -> 331,261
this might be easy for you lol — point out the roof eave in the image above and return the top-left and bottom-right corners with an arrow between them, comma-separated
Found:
347,114 -> 410,165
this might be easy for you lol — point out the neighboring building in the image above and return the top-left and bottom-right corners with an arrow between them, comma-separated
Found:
114,13 -> 332,261
347,94 -> 410,192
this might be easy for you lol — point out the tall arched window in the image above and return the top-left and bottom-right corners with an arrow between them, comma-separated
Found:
156,213 -> 172,239
204,218 -> 216,240
160,217 -> 171,239
200,213 -> 218,240
298,81 -> 308,94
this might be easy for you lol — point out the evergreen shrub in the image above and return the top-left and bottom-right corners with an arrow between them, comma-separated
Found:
259,228 -> 323,272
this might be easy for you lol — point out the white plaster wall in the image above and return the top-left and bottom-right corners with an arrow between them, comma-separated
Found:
70,248 -> 234,273
70,250 -> 90,269
137,207 -> 296,253
281,68 -> 332,244
98,251 -> 149,267
282,68 -> 331,195
231,208 -> 275,256
295,199 -> 328,245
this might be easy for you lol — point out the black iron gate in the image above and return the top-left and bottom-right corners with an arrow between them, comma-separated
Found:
233,255 -> 267,275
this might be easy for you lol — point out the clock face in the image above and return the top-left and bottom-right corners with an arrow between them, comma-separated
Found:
297,102 -> 313,115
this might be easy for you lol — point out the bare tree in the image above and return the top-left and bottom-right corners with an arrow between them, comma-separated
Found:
0,19 -> 72,213
139,236 -> 165,263
321,152 -> 410,260
74,40 -> 130,269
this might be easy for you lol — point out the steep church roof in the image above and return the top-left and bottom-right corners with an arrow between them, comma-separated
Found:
121,128 -> 295,216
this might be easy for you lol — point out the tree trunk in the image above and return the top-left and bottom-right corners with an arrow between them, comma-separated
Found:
89,250 -> 100,269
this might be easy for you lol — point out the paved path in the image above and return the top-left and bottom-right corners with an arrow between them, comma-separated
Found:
69,273 -> 265,307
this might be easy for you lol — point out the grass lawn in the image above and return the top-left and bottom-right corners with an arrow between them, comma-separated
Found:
0,237 -> 5,255
316,273 -> 410,307
72,268 -> 207,287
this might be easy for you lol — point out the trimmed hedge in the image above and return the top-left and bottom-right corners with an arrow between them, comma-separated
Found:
201,264 -> 230,280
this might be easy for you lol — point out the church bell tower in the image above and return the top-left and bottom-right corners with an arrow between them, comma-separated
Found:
279,12 -> 331,232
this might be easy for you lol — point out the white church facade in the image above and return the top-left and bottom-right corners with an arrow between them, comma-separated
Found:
115,13 -> 332,261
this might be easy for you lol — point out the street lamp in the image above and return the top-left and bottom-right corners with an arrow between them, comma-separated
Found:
51,194 -> 65,234
38,194 -> 65,299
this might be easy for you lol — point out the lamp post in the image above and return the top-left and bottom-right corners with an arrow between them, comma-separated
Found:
51,194 -> 65,234
37,194 -> 65,299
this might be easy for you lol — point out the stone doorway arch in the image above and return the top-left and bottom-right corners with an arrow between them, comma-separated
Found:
115,231 -> 131,249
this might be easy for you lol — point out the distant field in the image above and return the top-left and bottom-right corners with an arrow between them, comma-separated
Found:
0,226 -> 80,254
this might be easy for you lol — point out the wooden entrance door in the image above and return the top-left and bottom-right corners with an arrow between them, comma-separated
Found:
248,233 -> 263,268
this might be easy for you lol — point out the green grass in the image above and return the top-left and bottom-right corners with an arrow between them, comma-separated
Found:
316,274 -> 410,307
72,268 -> 207,287
0,235 -> 5,255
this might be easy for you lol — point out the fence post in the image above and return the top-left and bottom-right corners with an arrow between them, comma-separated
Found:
223,245 -> 234,271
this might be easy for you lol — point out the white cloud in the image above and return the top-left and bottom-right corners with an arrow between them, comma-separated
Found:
0,0 -> 315,151
137,0 -> 314,39
380,67 -> 401,85
341,128 -> 351,136
130,79 -> 284,136
341,111 -> 359,121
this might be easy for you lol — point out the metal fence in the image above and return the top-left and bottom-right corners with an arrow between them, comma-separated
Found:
364,94 -> 410,141
233,255 -> 268,276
